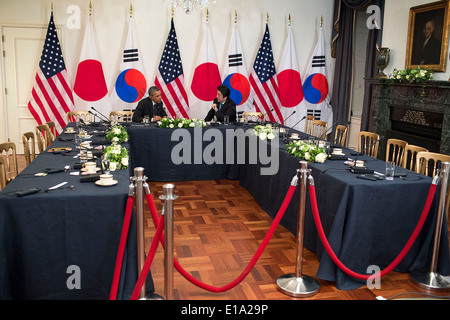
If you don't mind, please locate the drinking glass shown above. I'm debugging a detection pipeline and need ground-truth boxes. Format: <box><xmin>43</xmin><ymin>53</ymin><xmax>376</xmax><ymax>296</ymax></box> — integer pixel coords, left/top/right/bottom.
<box><xmin>385</xmin><ymin>161</ymin><xmax>395</xmax><ymax>180</ymax></box>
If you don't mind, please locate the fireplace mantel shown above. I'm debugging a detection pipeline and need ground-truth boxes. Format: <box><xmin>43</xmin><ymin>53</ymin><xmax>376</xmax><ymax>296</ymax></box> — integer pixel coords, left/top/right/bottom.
<box><xmin>366</xmin><ymin>79</ymin><xmax>450</xmax><ymax>158</ymax></box>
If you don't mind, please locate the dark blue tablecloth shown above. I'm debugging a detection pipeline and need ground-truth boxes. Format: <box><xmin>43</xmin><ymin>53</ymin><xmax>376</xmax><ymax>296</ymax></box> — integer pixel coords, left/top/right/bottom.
<box><xmin>0</xmin><ymin>123</ymin><xmax>154</xmax><ymax>299</ymax></box>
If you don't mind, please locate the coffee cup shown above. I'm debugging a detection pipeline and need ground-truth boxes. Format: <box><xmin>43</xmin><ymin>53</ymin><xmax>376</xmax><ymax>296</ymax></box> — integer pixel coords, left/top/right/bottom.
<box><xmin>83</xmin><ymin>161</ymin><xmax>97</xmax><ymax>172</ymax></box>
<box><xmin>100</xmin><ymin>173</ymin><xmax>113</xmax><ymax>182</ymax></box>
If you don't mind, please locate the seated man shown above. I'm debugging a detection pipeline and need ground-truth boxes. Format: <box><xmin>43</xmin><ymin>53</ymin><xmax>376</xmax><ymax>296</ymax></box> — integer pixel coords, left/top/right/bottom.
<box><xmin>204</xmin><ymin>85</ymin><xmax>237</xmax><ymax>123</ymax></box>
<box><xmin>132</xmin><ymin>86</ymin><xmax>167</xmax><ymax>123</ymax></box>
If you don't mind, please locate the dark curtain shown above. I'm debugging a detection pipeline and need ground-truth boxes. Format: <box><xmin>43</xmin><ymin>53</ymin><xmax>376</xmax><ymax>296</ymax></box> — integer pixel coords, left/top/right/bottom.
<box><xmin>331</xmin><ymin>0</ymin><xmax>385</xmax><ymax>129</ymax></box>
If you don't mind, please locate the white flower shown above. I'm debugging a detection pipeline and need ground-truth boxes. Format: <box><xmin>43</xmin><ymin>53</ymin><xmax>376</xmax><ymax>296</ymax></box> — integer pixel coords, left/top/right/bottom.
<box><xmin>305</xmin><ymin>152</ymin><xmax>311</xmax><ymax>160</ymax></box>
<box><xmin>109</xmin><ymin>162</ymin><xmax>117</xmax><ymax>171</ymax></box>
<box><xmin>267</xmin><ymin>133</ymin><xmax>275</xmax><ymax>140</ymax></box>
<box><xmin>112</xmin><ymin>137</ymin><xmax>119</xmax><ymax>143</ymax></box>
<box><xmin>157</xmin><ymin>121</ymin><xmax>162</xmax><ymax>126</ymax></box>
<box><xmin>315</xmin><ymin>153</ymin><xmax>328</xmax><ymax>163</ymax></box>
<box><xmin>178</xmin><ymin>123</ymin><xmax>183</xmax><ymax>128</ymax></box>
<box><xmin>113</xmin><ymin>128</ymin><xmax>121</xmax><ymax>135</ymax></box>
<box><xmin>189</xmin><ymin>122</ymin><xmax>195</xmax><ymax>127</ymax></box>
<box><xmin>259</xmin><ymin>132</ymin><xmax>267</xmax><ymax>140</ymax></box>
<box><xmin>121</xmin><ymin>157</ymin><xmax>129</xmax><ymax>167</ymax></box>
<box><xmin>169</xmin><ymin>124</ymin><xmax>174</xmax><ymax>128</ymax></box>
<box><xmin>291</xmin><ymin>147</ymin><xmax>297</xmax><ymax>153</ymax></box>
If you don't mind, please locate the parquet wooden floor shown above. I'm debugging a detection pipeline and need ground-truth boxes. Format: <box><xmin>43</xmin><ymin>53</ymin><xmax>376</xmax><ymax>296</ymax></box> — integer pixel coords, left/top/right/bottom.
<box><xmin>143</xmin><ymin>179</ymin><xmax>450</xmax><ymax>301</ymax></box>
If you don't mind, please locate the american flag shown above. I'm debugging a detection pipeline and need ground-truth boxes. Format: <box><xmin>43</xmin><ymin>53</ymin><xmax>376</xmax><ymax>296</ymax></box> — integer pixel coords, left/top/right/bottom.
<box><xmin>155</xmin><ymin>19</ymin><xmax>189</xmax><ymax>119</ymax></box>
<box><xmin>249</xmin><ymin>23</ymin><xmax>283</xmax><ymax>123</ymax></box>
<box><xmin>28</xmin><ymin>13</ymin><xmax>74</xmax><ymax>134</ymax></box>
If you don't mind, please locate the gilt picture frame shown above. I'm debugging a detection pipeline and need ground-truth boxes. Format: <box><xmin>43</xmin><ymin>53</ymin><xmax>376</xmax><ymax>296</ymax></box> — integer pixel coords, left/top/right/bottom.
<box><xmin>405</xmin><ymin>0</ymin><xmax>450</xmax><ymax>72</ymax></box>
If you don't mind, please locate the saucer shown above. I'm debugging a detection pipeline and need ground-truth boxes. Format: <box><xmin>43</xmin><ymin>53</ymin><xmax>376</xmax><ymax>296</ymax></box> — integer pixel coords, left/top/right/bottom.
<box><xmin>95</xmin><ymin>179</ymin><xmax>118</xmax><ymax>187</ymax></box>
<box><xmin>81</xmin><ymin>167</ymin><xmax>100</xmax><ymax>172</ymax></box>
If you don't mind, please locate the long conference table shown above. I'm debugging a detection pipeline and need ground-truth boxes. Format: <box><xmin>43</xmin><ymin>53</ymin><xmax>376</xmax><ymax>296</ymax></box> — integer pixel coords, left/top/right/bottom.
<box><xmin>128</xmin><ymin>122</ymin><xmax>450</xmax><ymax>290</ymax></box>
<box><xmin>1</xmin><ymin>122</ymin><xmax>449</xmax><ymax>299</ymax></box>
<box><xmin>0</xmin><ymin>123</ymin><xmax>154</xmax><ymax>299</ymax></box>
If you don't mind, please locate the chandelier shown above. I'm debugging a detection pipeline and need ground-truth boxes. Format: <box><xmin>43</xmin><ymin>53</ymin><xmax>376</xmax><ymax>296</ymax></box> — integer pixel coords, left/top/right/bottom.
<box><xmin>163</xmin><ymin>0</ymin><xmax>215</xmax><ymax>14</ymax></box>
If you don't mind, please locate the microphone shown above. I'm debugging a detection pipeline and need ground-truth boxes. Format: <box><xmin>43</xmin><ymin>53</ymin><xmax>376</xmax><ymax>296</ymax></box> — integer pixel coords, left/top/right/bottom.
<box><xmin>349</xmin><ymin>135</ymin><xmax>383</xmax><ymax>174</ymax></box>
<box><xmin>260</xmin><ymin>108</ymin><xmax>274</xmax><ymax>122</ymax></box>
<box><xmin>90</xmin><ymin>107</ymin><xmax>111</xmax><ymax>124</ymax></box>
<box><xmin>282</xmin><ymin>111</ymin><xmax>296</xmax><ymax>126</ymax></box>
<box><xmin>284</xmin><ymin>115</ymin><xmax>306</xmax><ymax>142</ymax></box>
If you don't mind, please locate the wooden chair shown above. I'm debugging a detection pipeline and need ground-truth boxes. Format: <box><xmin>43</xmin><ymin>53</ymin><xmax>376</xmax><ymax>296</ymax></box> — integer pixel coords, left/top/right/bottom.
<box><xmin>304</xmin><ymin>115</ymin><xmax>314</xmax><ymax>134</ymax></box>
<box><xmin>385</xmin><ymin>139</ymin><xmax>408</xmax><ymax>166</ymax></box>
<box><xmin>22</xmin><ymin>132</ymin><xmax>36</xmax><ymax>166</ymax></box>
<box><xmin>358</xmin><ymin>131</ymin><xmax>380</xmax><ymax>158</ymax></box>
<box><xmin>0</xmin><ymin>142</ymin><xmax>18</xmax><ymax>185</ymax></box>
<box><xmin>309</xmin><ymin>120</ymin><xmax>328</xmax><ymax>140</ymax></box>
<box><xmin>109</xmin><ymin>111</ymin><xmax>133</xmax><ymax>123</ymax></box>
<box><xmin>242</xmin><ymin>112</ymin><xmax>263</xmax><ymax>122</ymax></box>
<box><xmin>45</xmin><ymin>121</ymin><xmax>57</xmax><ymax>139</ymax></box>
<box><xmin>415</xmin><ymin>151</ymin><xmax>450</xmax><ymax>177</ymax></box>
<box><xmin>0</xmin><ymin>156</ymin><xmax>6</xmax><ymax>190</ymax></box>
<box><xmin>402</xmin><ymin>145</ymin><xmax>429</xmax><ymax>171</ymax></box>
<box><xmin>334</xmin><ymin>125</ymin><xmax>348</xmax><ymax>147</ymax></box>
<box><xmin>35</xmin><ymin>125</ymin><xmax>52</xmax><ymax>152</ymax></box>
<box><xmin>67</xmin><ymin>111</ymin><xmax>92</xmax><ymax>123</ymax></box>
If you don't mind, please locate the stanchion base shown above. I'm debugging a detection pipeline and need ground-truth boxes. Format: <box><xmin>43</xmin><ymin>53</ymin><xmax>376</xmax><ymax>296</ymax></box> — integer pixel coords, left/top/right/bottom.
<box><xmin>276</xmin><ymin>274</ymin><xmax>320</xmax><ymax>298</ymax></box>
<box><xmin>410</xmin><ymin>271</ymin><xmax>450</xmax><ymax>291</ymax></box>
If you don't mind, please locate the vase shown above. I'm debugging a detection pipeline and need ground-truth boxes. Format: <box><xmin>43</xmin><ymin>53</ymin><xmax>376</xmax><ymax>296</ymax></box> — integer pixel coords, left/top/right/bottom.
<box><xmin>376</xmin><ymin>47</ymin><xmax>390</xmax><ymax>78</ymax></box>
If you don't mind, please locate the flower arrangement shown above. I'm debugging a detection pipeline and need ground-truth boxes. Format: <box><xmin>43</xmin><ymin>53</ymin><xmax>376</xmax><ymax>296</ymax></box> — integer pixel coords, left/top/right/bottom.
<box><xmin>106</xmin><ymin>125</ymin><xmax>129</xmax><ymax>144</ymax></box>
<box><xmin>286</xmin><ymin>140</ymin><xmax>328</xmax><ymax>163</ymax></box>
<box><xmin>102</xmin><ymin>144</ymin><xmax>129</xmax><ymax>171</ymax></box>
<box><xmin>390</xmin><ymin>66</ymin><xmax>433</xmax><ymax>84</ymax></box>
<box><xmin>157</xmin><ymin>118</ymin><xmax>207</xmax><ymax>128</ymax></box>
<box><xmin>253</xmin><ymin>124</ymin><xmax>277</xmax><ymax>141</ymax></box>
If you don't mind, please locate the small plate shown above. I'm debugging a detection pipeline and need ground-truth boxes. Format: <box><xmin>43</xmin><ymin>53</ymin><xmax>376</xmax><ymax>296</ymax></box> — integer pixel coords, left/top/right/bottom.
<box><xmin>95</xmin><ymin>179</ymin><xmax>118</xmax><ymax>187</ymax></box>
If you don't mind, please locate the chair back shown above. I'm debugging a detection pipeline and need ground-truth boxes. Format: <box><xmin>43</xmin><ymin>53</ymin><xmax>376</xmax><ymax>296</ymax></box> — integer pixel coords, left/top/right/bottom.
<box><xmin>402</xmin><ymin>144</ymin><xmax>428</xmax><ymax>171</ymax></box>
<box><xmin>67</xmin><ymin>111</ymin><xmax>92</xmax><ymax>123</ymax></box>
<box><xmin>385</xmin><ymin>138</ymin><xmax>408</xmax><ymax>166</ymax></box>
<box><xmin>415</xmin><ymin>151</ymin><xmax>450</xmax><ymax>177</ymax></box>
<box><xmin>358</xmin><ymin>131</ymin><xmax>380</xmax><ymax>158</ymax></box>
<box><xmin>334</xmin><ymin>125</ymin><xmax>348</xmax><ymax>147</ymax></box>
<box><xmin>109</xmin><ymin>111</ymin><xmax>133</xmax><ymax>123</ymax></box>
<box><xmin>242</xmin><ymin>112</ymin><xmax>263</xmax><ymax>122</ymax></box>
<box><xmin>0</xmin><ymin>142</ymin><xmax>18</xmax><ymax>184</ymax></box>
<box><xmin>36</xmin><ymin>125</ymin><xmax>52</xmax><ymax>152</ymax></box>
<box><xmin>309</xmin><ymin>120</ymin><xmax>328</xmax><ymax>139</ymax></box>
<box><xmin>0</xmin><ymin>156</ymin><xmax>6</xmax><ymax>190</ymax></box>
<box><xmin>22</xmin><ymin>132</ymin><xmax>36</xmax><ymax>165</ymax></box>
<box><xmin>304</xmin><ymin>115</ymin><xmax>314</xmax><ymax>134</ymax></box>
<box><xmin>45</xmin><ymin>121</ymin><xmax>57</xmax><ymax>140</ymax></box>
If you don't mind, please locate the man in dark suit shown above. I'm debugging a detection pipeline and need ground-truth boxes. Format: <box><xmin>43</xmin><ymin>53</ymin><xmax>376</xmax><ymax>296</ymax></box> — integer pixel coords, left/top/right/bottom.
<box><xmin>132</xmin><ymin>86</ymin><xmax>168</xmax><ymax>122</ymax></box>
<box><xmin>412</xmin><ymin>19</ymin><xmax>442</xmax><ymax>65</ymax></box>
<box><xmin>204</xmin><ymin>85</ymin><xmax>237</xmax><ymax>123</ymax></box>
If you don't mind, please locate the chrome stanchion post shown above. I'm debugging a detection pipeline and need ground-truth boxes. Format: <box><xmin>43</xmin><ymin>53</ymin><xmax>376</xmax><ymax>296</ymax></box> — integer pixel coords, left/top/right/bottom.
<box><xmin>411</xmin><ymin>162</ymin><xmax>450</xmax><ymax>291</ymax></box>
<box><xmin>277</xmin><ymin>161</ymin><xmax>320</xmax><ymax>297</ymax></box>
<box><xmin>160</xmin><ymin>184</ymin><xmax>178</xmax><ymax>300</ymax></box>
<box><xmin>133</xmin><ymin>167</ymin><xmax>148</xmax><ymax>299</ymax></box>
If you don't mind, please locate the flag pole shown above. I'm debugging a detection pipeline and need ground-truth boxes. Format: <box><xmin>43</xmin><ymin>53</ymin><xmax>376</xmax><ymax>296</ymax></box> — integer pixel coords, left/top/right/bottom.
<box><xmin>320</xmin><ymin>15</ymin><xmax>323</xmax><ymax>28</ymax></box>
<box><xmin>288</xmin><ymin>14</ymin><xmax>291</xmax><ymax>27</ymax></box>
<box><xmin>206</xmin><ymin>8</ymin><xmax>209</xmax><ymax>22</ymax></box>
<box><xmin>51</xmin><ymin>2</ymin><xmax>53</xmax><ymax>14</ymax></box>
<box><xmin>234</xmin><ymin>10</ymin><xmax>237</xmax><ymax>24</ymax></box>
<box><xmin>130</xmin><ymin>4</ymin><xmax>133</xmax><ymax>18</ymax></box>
<box><xmin>89</xmin><ymin>1</ymin><xmax>92</xmax><ymax>16</ymax></box>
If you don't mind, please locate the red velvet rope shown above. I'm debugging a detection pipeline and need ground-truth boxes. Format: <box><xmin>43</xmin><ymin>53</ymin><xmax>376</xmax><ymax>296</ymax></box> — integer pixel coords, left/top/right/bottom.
<box><xmin>109</xmin><ymin>196</ymin><xmax>135</xmax><ymax>300</ymax></box>
<box><xmin>130</xmin><ymin>214</ymin><xmax>165</xmax><ymax>300</ymax></box>
<box><xmin>145</xmin><ymin>184</ymin><xmax>297</xmax><ymax>293</ymax></box>
<box><xmin>308</xmin><ymin>183</ymin><xmax>437</xmax><ymax>281</ymax></box>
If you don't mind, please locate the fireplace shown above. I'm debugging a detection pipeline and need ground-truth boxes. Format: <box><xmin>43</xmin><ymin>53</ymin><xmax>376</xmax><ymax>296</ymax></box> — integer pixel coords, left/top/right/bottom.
<box><xmin>366</xmin><ymin>79</ymin><xmax>450</xmax><ymax>159</ymax></box>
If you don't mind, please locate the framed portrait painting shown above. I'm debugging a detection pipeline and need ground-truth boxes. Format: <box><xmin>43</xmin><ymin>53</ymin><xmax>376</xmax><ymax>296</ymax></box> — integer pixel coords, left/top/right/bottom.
<box><xmin>405</xmin><ymin>0</ymin><xmax>450</xmax><ymax>72</ymax></box>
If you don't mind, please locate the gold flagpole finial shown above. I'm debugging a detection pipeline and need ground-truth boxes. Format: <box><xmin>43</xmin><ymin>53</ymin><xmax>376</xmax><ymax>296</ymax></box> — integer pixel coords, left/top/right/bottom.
<box><xmin>234</xmin><ymin>10</ymin><xmax>237</xmax><ymax>24</ymax></box>
<box><xmin>288</xmin><ymin>14</ymin><xmax>291</xmax><ymax>27</ymax></box>
<box><xmin>206</xmin><ymin>8</ymin><xmax>209</xmax><ymax>22</ymax></box>
<box><xmin>89</xmin><ymin>1</ymin><xmax>92</xmax><ymax>16</ymax></box>
<box><xmin>51</xmin><ymin>2</ymin><xmax>53</xmax><ymax>13</ymax></box>
<box><xmin>171</xmin><ymin>6</ymin><xmax>174</xmax><ymax>18</ymax></box>
<box><xmin>320</xmin><ymin>15</ymin><xmax>323</xmax><ymax>28</ymax></box>
<box><xmin>130</xmin><ymin>4</ymin><xmax>133</xmax><ymax>18</ymax></box>
<box><xmin>266</xmin><ymin>12</ymin><xmax>269</xmax><ymax>24</ymax></box>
